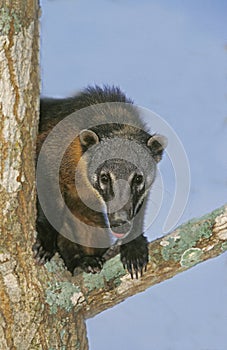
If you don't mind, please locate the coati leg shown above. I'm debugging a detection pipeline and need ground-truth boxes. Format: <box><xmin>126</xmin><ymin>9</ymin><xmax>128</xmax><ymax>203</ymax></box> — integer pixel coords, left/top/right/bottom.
<box><xmin>33</xmin><ymin>202</ymin><xmax>106</xmax><ymax>273</ymax></box>
<box><xmin>33</xmin><ymin>203</ymin><xmax>58</xmax><ymax>264</ymax></box>
<box><xmin>33</xmin><ymin>226</ymin><xmax>105</xmax><ymax>274</ymax></box>
<box><xmin>120</xmin><ymin>234</ymin><xmax>148</xmax><ymax>279</ymax></box>
<box><xmin>33</xmin><ymin>217</ymin><xmax>58</xmax><ymax>265</ymax></box>
<box><xmin>57</xmin><ymin>235</ymin><xmax>105</xmax><ymax>275</ymax></box>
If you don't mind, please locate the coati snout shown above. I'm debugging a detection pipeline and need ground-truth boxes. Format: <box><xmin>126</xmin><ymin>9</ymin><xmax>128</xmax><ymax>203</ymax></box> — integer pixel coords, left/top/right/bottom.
<box><xmin>90</xmin><ymin>158</ymin><xmax>150</xmax><ymax>239</ymax></box>
<box><xmin>93</xmin><ymin>159</ymin><xmax>143</xmax><ymax>239</ymax></box>
<box><xmin>33</xmin><ymin>85</ymin><xmax>167</xmax><ymax>279</ymax></box>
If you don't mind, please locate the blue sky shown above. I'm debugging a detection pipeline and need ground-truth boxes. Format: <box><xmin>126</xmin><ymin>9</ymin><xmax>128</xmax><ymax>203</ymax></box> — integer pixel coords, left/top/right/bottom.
<box><xmin>40</xmin><ymin>1</ymin><xmax>227</xmax><ymax>349</ymax></box>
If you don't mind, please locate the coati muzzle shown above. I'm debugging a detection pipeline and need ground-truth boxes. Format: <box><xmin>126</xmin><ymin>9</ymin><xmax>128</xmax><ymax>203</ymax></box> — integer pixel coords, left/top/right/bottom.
<box><xmin>104</xmin><ymin>178</ymin><xmax>134</xmax><ymax>239</ymax></box>
<box><xmin>90</xmin><ymin>161</ymin><xmax>147</xmax><ymax>239</ymax></box>
<box><xmin>109</xmin><ymin>219</ymin><xmax>132</xmax><ymax>239</ymax></box>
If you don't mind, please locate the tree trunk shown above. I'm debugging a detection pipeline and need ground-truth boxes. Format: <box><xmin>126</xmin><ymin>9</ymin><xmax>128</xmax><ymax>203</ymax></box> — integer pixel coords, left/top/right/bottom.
<box><xmin>0</xmin><ymin>2</ymin><xmax>88</xmax><ymax>349</ymax></box>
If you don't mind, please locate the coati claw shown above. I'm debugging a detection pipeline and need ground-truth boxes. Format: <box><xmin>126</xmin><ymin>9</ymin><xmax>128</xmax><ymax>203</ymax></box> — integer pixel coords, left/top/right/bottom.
<box><xmin>32</xmin><ymin>238</ymin><xmax>55</xmax><ymax>265</ymax></box>
<box><xmin>120</xmin><ymin>235</ymin><xmax>149</xmax><ymax>279</ymax></box>
<box><xmin>73</xmin><ymin>256</ymin><xmax>104</xmax><ymax>275</ymax></box>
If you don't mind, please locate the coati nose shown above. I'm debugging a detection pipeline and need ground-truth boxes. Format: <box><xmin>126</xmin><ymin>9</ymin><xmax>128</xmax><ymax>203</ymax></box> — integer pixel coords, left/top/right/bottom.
<box><xmin>110</xmin><ymin>220</ymin><xmax>132</xmax><ymax>239</ymax></box>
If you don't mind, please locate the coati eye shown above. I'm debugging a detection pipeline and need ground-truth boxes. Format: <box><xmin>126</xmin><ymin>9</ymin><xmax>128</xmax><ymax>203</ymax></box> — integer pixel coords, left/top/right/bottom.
<box><xmin>134</xmin><ymin>174</ymin><xmax>144</xmax><ymax>186</ymax></box>
<box><xmin>100</xmin><ymin>173</ymin><xmax>109</xmax><ymax>185</ymax></box>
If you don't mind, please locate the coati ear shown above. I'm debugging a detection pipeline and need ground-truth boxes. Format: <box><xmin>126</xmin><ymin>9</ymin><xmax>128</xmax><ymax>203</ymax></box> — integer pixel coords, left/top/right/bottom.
<box><xmin>79</xmin><ymin>129</ymin><xmax>99</xmax><ymax>149</ymax></box>
<box><xmin>147</xmin><ymin>134</ymin><xmax>168</xmax><ymax>162</ymax></box>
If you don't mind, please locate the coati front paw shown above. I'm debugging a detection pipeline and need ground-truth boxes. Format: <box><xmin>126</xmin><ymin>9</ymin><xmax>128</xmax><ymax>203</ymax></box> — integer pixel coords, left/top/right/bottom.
<box><xmin>120</xmin><ymin>236</ymin><xmax>149</xmax><ymax>279</ymax></box>
<box><xmin>73</xmin><ymin>256</ymin><xmax>104</xmax><ymax>275</ymax></box>
<box><xmin>32</xmin><ymin>238</ymin><xmax>55</xmax><ymax>265</ymax></box>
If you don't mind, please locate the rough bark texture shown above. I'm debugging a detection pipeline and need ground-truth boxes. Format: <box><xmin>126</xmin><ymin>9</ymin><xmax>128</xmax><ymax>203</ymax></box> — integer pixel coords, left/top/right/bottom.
<box><xmin>0</xmin><ymin>2</ymin><xmax>89</xmax><ymax>349</ymax></box>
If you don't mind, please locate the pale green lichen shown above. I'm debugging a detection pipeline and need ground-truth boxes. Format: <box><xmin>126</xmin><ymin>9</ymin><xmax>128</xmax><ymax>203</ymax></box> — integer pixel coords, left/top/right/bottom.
<box><xmin>161</xmin><ymin>207</ymin><xmax>224</xmax><ymax>262</ymax></box>
<box><xmin>101</xmin><ymin>255</ymin><xmax>125</xmax><ymax>283</ymax></box>
<box><xmin>0</xmin><ymin>8</ymin><xmax>11</xmax><ymax>35</ymax></box>
<box><xmin>83</xmin><ymin>272</ymin><xmax>105</xmax><ymax>291</ymax></box>
<box><xmin>45</xmin><ymin>255</ymin><xmax>66</xmax><ymax>274</ymax></box>
<box><xmin>199</xmin><ymin>206</ymin><xmax>225</xmax><ymax>222</ymax></box>
<box><xmin>221</xmin><ymin>242</ymin><xmax>227</xmax><ymax>251</ymax></box>
<box><xmin>12</xmin><ymin>11</ymin><xmax>21</xmax><ymax>33</ymax></box>
<box><xmin>180</xmin><ymin>248</ymin><xmax>203</xmax><ymax>267</ymax></box>
<box><xmin>83</xmin><ymin>255</ymin><xmax>125</xmax><ymax>291</ymax></box>
<box><xmin>0</xmin><ymin>7</ymin><xmax>22</xmax><ymax>35</ymax></box>
<box><xmin>45</xmin><ymin>282</ymin><xmax>80</xmax><ymax>314</ymax></box>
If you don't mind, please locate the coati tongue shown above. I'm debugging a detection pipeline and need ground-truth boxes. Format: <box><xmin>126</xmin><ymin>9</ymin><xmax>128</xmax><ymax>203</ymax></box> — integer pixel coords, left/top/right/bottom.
<box><xmin>110</xmin><ymin>221</ymin><xmax>131</xmax><ymax>239</ymax></box>
<box><xmin>111</xmin><ymin>232</ymin><xmax>125</xmax><ymax>239</ymax></box>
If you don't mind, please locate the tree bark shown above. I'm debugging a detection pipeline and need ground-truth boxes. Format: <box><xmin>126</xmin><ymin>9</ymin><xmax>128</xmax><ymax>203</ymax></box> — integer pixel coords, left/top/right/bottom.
<box><xmin>0</xmin><ymin>2</ymin><xmax>88</xmax><ymax>349</ymax></box>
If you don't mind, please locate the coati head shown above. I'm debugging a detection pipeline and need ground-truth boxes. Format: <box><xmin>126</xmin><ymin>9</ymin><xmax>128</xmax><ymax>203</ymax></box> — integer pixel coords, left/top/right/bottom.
<box><xmin>78</xmin><ymin>124</ymin><xmax>167</xmax><ymax>240</ymax></box>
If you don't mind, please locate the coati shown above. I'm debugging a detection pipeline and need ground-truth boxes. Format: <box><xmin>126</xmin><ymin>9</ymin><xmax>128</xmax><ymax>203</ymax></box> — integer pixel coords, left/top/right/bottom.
<box><xmin>33</xmin><ymin>86</ymin><xmax>167</xmax><ymax>279</ymax></box>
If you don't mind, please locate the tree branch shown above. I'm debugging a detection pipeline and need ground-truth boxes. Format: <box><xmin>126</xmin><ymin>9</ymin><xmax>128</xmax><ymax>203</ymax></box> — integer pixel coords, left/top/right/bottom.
<box><xmin>76</xmin><ymin>205</ymin><xmax>227</xmax><ymax>318</ymax></box>
<box><xmin>41</xmin><ymin>205</ymin><xmax>227</xmax><ymax>324</ymax></box>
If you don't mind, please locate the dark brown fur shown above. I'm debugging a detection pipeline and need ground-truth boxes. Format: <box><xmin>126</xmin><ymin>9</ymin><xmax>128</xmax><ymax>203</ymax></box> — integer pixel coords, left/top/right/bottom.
<box><xmin>33</xmin><ymin>86</ymin><xmax>166</xmax><ymax>278</ymax></box>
